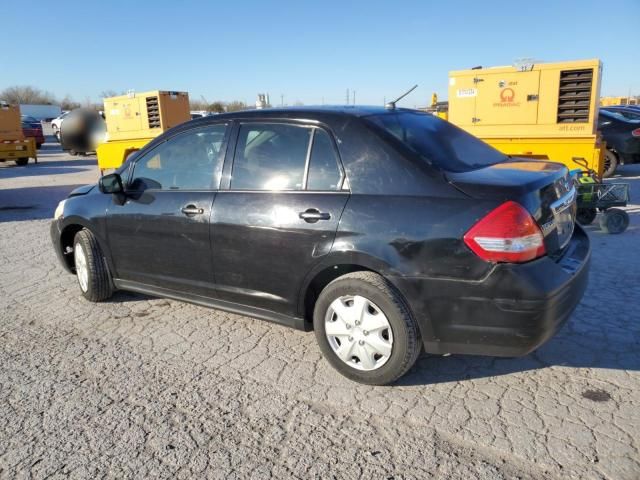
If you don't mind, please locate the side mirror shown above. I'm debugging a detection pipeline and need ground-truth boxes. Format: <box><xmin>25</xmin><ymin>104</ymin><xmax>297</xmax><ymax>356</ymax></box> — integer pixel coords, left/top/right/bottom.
<box><xmin>99</xmin><ymin>173</ymin><xmax>124</xmax><ymax>194</ymax></box>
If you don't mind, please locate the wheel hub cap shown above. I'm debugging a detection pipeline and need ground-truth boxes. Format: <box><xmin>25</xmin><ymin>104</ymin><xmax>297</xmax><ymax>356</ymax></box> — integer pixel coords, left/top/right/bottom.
<box><xmin>325</xmin><ymin>295</ymin><xmax>393</xmax><ymax>371</ymax></box>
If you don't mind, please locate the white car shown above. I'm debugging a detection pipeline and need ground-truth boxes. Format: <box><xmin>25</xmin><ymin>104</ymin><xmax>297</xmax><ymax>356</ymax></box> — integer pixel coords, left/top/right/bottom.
<box><xmin>51</xmin><ymin>111</ymin><xmax>70</xmax><ymax>133</ymax></box>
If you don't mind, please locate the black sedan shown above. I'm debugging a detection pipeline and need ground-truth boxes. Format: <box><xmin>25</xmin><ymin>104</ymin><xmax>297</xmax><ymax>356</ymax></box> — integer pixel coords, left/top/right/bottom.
<box><xmin>598</xmin><ymin>109</ymin><xmax>640</xmax><ymax>176</ymax></box>
<box><xmin>50</xmin><ymin>107</ymin><xmax>589</xmax><ymax>384</ymax></box>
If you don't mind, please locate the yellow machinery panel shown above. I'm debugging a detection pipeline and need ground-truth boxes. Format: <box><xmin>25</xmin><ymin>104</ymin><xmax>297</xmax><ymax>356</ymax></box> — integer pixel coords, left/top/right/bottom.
<box><xmin>0</xmin><ymin>104</ymin><xmax>24</xmax><ymax>142</ymax></box>
<box><xmin>98</xmin><ymin>90</ymin><xmax>190</xmax><ymax>171</ymax></box>
<box><xmin>448</xmin><ymin>59</ymin><xmax>604</xmax><ymax>174</ymax></box>
<box><xmin>449</xmin><ymin>59</ymin><xmax>602</xmax><ymax>137</ymax></box>
<box><xmin>0</xmin><ymin>103</ymin><xmax>37</xmax><ymax>164</ymax></box>
<box><xmin>601</xmin><ymin>96</ymin><xmax>639</xmax><ymax>106</ymax></box>
<box><xmin>103</xmin><ymin>90</ymin><xmax>190</xmax><ymax>141</ymax></box>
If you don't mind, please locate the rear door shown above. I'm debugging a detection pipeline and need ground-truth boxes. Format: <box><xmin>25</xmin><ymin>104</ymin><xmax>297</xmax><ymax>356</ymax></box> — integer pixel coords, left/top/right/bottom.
<box><xmin>211</xmin><ymin>121</ymin><xmax>349</xmax><ymax>316</ymax></box>
<box><xmin>106</xmin><ymin>123</ymin><xmax>228</xmax><ymax>297</ymax></box>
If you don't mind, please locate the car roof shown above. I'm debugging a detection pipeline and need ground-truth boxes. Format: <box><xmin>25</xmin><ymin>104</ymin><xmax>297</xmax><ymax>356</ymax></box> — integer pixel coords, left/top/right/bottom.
<box><xmin>196</xmin><ymin>105</ymin><xmax>415</xmax><ymax>121</ymax></box>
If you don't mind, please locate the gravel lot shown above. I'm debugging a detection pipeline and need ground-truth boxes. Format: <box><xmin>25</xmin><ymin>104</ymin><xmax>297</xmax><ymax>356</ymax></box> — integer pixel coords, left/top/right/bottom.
<box><xmin>1</xmin><ymin>132</ymin><xmax>639</xmax><ymax>479</ymax></box>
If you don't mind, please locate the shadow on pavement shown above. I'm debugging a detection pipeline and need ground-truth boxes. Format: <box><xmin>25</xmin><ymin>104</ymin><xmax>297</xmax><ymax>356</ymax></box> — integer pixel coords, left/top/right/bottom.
<box><xmin>0</xmin><ymin>160</ymin><xmax>96</xmax><ymax>179</ymax></box>
<box><xmin>0</xmin><ymin>185</ymin><xmax>86</xmax><ymax>222</ymax></box>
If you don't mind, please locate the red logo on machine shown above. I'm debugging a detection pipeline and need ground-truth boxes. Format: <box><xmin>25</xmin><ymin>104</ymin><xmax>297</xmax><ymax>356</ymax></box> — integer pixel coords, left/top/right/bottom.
<box><xmin>494</xmin><ymin>87</ymin><xmax>520</xmax><ymax>107</ymax></box>
<box><xmin>500</xmin><ymin>88</ymin><xmax>515</xmax><ymax>102</ymax></box>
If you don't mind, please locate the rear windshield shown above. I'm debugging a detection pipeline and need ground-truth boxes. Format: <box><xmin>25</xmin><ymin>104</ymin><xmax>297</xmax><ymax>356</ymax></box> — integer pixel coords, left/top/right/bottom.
<box><xmin>365</xmin><ymin>111</ymin><xmax>508</xmax><ymax>172</ymax></box>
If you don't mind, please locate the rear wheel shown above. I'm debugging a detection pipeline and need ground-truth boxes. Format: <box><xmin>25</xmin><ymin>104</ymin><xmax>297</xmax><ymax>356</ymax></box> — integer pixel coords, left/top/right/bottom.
<box><xmin>313</xmin><ymin>271</ymin><xmax>421</xmax><ymax>385</ymax></box>
<box><xmin>576</xmin><ymin>207</ymin><xmax>597</xmax><ymax>225</ymax></box>
<box><xmin>73</xmin><ymin>229</ymin><xmax>114</xmax><ymax>301</ymax></box>
<box><xmin>15</xmin><ymin>158</ymin><xmax>28</xmax><ymax>166</ymax></box>
<box><xmin>602</xmin><ymin>150</ymin><xmax>618</xmax><ymax>178</ymax></box>
<box><xmin>599</xmin><ymin>208</ymin><xmax>629</xmax><ymax>234</ymax></box>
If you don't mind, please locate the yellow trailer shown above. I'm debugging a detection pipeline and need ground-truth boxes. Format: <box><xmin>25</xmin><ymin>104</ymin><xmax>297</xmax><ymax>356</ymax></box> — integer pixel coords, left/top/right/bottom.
<box><xmin>0</xmin><ymin>103</ymin><xmax>37</xmax><ymax>166</ymax></box>
<box><xmin>96</xmin><ymin>90</ymin><xmax>190</xmax><ymax>172</ymax></box>
<box><xmin>448</xmin><ymin>59</ymin><xmax>609</xmax><ymax>176</ymax></box>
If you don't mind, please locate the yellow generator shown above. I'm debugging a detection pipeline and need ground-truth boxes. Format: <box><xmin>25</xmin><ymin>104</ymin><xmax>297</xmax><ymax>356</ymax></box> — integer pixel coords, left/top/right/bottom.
<box><xmin>448</xmin><ymin>59</ymin><xmax>608</xmax><ymax>176</ymax></box>
<box><xmin>600</xmin><ymin>96</ymin><xmax>639</xmax><ymax>106</ymax></box>
<box><xmin>0</xmin><ymin>103</ymin><xmax>37</xmax><ymax>166</ymax></box>
<box><xmin>96</xmin><ymin>90</ymin><xmax>190</xmax><ymax>172</ymax></box>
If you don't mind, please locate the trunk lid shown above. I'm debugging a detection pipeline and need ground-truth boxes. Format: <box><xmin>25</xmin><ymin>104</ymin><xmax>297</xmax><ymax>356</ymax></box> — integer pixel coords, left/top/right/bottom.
<box><xmin>447</xmin><ymin>159</ymin><xmax>577</xmax><ymax>256</ymax></box>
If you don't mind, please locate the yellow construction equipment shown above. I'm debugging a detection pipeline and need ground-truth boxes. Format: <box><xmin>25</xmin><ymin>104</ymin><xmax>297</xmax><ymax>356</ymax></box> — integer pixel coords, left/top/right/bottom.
<box><xmin>96</xmin><ymin>90</ymin><xmax>190</xmax><ymax>172</ymax></box>
<box><xmin>0</xmin><ymin>102</ymin><xmax>37</xmax><ymax>166</ymax></box>
<box><xmin>600</xmin><ymin>96</ymin><xmax>639</xmax><ymax>106</ymax></box>
<box><xmin>447</xmin><ymin>59</ymin><xmax>606</xmax><ymax>176</ymax></box>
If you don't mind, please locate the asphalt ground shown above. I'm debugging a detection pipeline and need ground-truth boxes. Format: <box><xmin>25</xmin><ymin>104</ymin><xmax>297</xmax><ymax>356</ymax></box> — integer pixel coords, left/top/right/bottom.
<box><xmin>0</xmin><ymin>128</ymin><xmax>638</xmax><ymax>479</ymax></box>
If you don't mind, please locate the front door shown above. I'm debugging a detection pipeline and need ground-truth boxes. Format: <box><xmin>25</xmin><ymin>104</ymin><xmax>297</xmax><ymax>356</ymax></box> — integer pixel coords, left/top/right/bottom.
<box><xmin>212</xmin><ymin>122</ymin><xmax>349</xmax><ymax>316</ymax></box>
<box><xmin>106</xmin><ymin>123</ymin><xmax>228</xmax><ymax>297</ymax></box>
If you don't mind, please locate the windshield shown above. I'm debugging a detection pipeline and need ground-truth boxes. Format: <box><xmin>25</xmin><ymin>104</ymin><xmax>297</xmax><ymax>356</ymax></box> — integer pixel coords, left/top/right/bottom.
<box><xmin>365</xmin><ymin>111</ymin><xmax>508</xmax><ymax>172</ymax></box>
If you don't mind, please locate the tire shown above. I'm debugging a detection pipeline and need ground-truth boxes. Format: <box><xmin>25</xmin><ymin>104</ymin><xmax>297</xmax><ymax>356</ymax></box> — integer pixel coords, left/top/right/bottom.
<box><xmin>73</xmin><ymin>229</ymin><xmax>114</xmax><ymax>301</ymax></box>
<box><xmin>36</xmin><ymin>143</ymin><xmax>43</xmax><ymax>149</ymax></box>
<box><xmin>313</xmin><ymin>271</ymin><xmax>421</xmax><ymax>385</ymax></box>
<box><xmin>576</xmin><ymin>207</ymin><xmax>597</xmax><ymax>225</ymax></box>
<box><xmin>599</xmin><ymin>208</ymin><xmax>629</xmax><ymax>234</ymax></box>
<box><xmin>15</xmin><ymin>158</ymin><xmax>28</xmax><ymax>166</ymax></box>
<box><xmin>602</xmin><ymin>150</ymin><xmax>618</xmax><ymax>178</ymax></box>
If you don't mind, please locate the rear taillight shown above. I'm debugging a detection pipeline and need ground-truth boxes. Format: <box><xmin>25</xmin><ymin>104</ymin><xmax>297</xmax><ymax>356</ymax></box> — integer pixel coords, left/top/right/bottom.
<box><xmin>632</xmin><ymin>128</ymin><xmax>640</xmax><ymax>137</ymax></box>
<box><xmin>463</xmin><ymin>201</ymin><xmax>546</xmax><ymax>263</ymax></box>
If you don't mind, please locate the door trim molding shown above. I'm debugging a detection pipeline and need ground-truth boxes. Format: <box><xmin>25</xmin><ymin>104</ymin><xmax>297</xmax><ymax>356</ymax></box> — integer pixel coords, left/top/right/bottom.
<box><xmin>112</xmin><ymin>278</ymin><xmax>310</xmax><ymax>331</ymax></box>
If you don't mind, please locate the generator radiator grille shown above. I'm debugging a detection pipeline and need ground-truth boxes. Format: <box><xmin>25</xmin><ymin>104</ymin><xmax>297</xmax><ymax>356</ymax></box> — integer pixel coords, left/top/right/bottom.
<box><xmin>557</xmin><ymin>69</ymin><xmax>593</xmax><ymax>123</ymax></box>
<box><xmin>146</xmin><ymin>96</ymin><xmax>161</xmax><ymax>128</ymax></box>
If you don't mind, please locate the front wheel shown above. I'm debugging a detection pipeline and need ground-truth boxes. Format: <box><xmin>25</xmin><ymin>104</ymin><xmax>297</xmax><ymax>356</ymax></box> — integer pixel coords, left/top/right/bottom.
<box><xmin>313</xmin><ymin>271</ymin><xmax>421</xmax><ymax>385</ymax></box>
<box><xmin>73</xmin><ymin>229</ymin><xmax>114</xmax><ymax>301</ymax></box>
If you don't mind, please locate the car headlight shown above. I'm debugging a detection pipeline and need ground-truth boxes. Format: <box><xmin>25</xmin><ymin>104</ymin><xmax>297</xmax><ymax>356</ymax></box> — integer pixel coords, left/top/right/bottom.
<box><xmin>54</xmin><ymin>199</ymin><xmax>66</xmax><ymax>220</ymax></box>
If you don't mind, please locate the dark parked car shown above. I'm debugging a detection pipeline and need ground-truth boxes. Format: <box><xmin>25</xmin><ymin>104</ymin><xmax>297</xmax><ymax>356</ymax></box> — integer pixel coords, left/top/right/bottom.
<box><xmin>21</xmin><ymin>115</ymin><xmax>45</xmax><ymax>148</ymax></box>
<box><xmin>50</xmin><ymin>107</ymin><xmax>590</xmax><ymax>384</ymax></box>
<box><xmin>598</xmin><ymin>109</ymin><xmax>640</xmax><ymax>176</ymax></box>
<box><xmin>602</xmin><ymin>106</ymin><xmax>640</xmax><ymax>120</ymax></box>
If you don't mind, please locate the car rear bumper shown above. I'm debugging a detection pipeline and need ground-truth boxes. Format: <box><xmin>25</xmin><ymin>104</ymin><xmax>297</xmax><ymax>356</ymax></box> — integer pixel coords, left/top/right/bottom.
<box><xmin>392</xmin><ymin>224</ymin><xmax>590</xmax><ymax>357</ymax></box>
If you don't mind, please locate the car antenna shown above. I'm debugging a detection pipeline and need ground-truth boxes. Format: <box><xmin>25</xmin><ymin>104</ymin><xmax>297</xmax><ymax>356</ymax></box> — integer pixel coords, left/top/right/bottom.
<box><xmin>385</xmin><ymin>84</ymin><xmax>418</xmax><ymax>110</ymax></box>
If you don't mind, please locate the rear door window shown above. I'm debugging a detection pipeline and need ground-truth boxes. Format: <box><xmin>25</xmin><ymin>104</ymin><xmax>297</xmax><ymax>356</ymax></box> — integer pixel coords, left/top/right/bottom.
<box><xmin>306</xmin><ymin>129</ymin><xmax>343</xmax><ymax>191</ymax></box>
<box><xmin>231</xmin><ymin>123</ymin><xmax>312</xmax><ymax>190</ymax></box>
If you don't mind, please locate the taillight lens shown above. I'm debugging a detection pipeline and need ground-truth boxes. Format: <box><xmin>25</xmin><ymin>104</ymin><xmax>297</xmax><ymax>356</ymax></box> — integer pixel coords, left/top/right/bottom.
<box><xmin>464</xmin><ymin>201</ymin><xmax>546</xmax><ymax>263</ymax></box>
<box><xmin>632</xmin><ymin>128</ymin><xmax>640</xmax><ymax>137</ymax></box>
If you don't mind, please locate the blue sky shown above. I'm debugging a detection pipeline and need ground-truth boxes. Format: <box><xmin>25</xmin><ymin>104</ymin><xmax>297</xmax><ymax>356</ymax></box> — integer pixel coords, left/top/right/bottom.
<box><xmin>1</xmin><ymin>0</ymin><xmax>638</xmax><ymax>107</ymax></box>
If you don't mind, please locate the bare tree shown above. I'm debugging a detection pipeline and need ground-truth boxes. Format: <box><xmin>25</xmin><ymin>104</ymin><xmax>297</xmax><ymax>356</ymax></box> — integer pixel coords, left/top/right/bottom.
<box><xmin>100</xmin><ymin>90</ymin><xmax>125</xmax><ymax>99</ymax></box>
<box><xmin>189</xmin><ymin>99</ymin><xmax>208</xmax><ymax>111</ymax></box>
<box><xmin>59</xmin><ymin>95</ymin><xmax>81</xmax><ymax>110</ymax></box>
<box><xmin>0</xmin><ymin>85</ymin><xmax>56</xmax><ymax>104</ymax></box>
<box><xmin>226</xmin><ymin>101</ymin><xmax>248</xmax><ymax>112</ymax></box>
<box><xmin>208</xmin><ymin>101</ymin><xmax>226</xmax><ymax>113</ymax></box>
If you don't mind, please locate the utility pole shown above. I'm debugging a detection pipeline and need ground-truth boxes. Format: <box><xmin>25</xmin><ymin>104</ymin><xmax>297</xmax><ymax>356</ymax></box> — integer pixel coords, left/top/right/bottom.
<box><xmin>281</xmin><ymin>94</ymin><xmax>284</xmax><ymax>107</ymax></box>
<box><xmin>346</xmin><ymin>89</ymin><xmax>350</xmax><ymax>105</ymax></box>
<box><xmin>353</xmin><ymin>90</ymin><xmax>356</xmax><ymax>105</ymax></box>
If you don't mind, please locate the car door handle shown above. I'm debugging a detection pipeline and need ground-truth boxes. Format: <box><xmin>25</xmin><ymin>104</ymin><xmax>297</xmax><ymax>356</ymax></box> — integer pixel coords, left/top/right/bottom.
<box><xmin>299</xmin><ymin>208</ymin><xmax>331</xmax><ymax>223</ymax></box>
<box><xmin>181</xmin><ymin>205</ymin><xmax>204</xmax><ymax>216</ymax></box>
